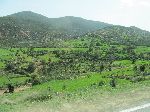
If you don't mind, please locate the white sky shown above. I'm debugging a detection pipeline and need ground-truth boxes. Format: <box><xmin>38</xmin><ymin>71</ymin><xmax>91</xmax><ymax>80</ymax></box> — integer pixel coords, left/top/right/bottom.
<box><xmin>0</xmin><ymin>0</ymin><xmax>150</xmax><ymax>31</ymax></box>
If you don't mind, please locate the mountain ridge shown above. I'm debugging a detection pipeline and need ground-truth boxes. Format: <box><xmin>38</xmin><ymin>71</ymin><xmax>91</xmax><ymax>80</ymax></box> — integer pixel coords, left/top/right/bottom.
<box><xmin>0</xmin><ymin>11</ymin><xmax>112</xmax><ymax>47</ymax></box>
<box><xmin>0</xmin><ymin>11</ymin><xmax>150</xmax><ymax>47</ymax></box>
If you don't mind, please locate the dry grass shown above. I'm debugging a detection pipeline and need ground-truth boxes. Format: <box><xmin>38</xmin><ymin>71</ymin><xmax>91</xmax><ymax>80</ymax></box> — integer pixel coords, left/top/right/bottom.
<box><xmin>12</xmin><ymin>86</ymin><xmax>150</xmax><ymax>112</ymax></box>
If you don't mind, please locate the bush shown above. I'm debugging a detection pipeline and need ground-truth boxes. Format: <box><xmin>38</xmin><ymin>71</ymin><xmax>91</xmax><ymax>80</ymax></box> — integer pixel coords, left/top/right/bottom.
<box><xmin>98</xmin><ymin>81</ymin><xmax>105</xmax><ymax>86</ymax></box>
<box><xmin>25</xmin><ymin>92</ymin><xmax>52</xmax><ymax>102</ymax></box>
<box><xmin>131</xmin><ymin>76</ymin><xmax>145</xmax><ymax>83</ymax></box>
<box><xmin>28</xmin><ymin>73</ymin><xmax>41</xmax><ymax>86</ymax></box>
<box><xmin>110</xmin><ymin>78</ymin><xmax>116</xmax><ymax>87</ymax></box>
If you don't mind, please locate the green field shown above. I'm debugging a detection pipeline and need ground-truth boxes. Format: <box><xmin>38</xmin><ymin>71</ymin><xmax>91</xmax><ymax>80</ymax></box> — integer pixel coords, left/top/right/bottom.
<box><xmin>0</xmin><ymin>38</ymin><xmax>150</xmax><ymax>112</ymax></box>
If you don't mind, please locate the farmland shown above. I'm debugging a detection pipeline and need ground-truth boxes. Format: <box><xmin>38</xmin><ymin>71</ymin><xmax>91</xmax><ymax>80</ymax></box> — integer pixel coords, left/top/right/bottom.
<box><xmin>0</xmin><ymin>36</ymin><xmax>150</xmax><ymax>111</ymax></box>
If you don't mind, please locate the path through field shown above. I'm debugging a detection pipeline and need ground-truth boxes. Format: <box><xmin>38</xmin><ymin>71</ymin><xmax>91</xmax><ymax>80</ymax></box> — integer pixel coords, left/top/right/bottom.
<box><xmin>0</xmin><ymin>90</ymin><xmax>5</xmax><ymax>95</ymax></box>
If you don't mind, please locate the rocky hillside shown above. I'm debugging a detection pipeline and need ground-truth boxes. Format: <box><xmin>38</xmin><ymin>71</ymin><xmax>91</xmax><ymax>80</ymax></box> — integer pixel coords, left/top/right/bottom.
<box><xmin>0</xmin><ymin>11</ymin><xmax>111</xmax><ymax>47</ymax></box>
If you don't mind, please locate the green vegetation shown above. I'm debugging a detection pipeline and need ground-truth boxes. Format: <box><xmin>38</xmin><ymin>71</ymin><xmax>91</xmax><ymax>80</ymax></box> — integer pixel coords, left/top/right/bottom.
<box><xmin>0</xmin><ymin>75</ymin><xmax>29</xmax><ymax>88</ymax></box>
<box><xmin>0</xmin><ymin>11</ymin><xmax>150</xmax><ymax>112</ymax></box>
<box><xmin>0</xmin><ymin>42</ymin><xmax>150</xmax><ymax>111</ymax></box>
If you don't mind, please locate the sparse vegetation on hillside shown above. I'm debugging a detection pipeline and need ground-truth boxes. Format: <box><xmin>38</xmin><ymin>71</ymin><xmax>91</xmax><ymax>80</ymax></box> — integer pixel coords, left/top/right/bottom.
<box><xmin>0</xmin><ymin>11</ymin><xmax>150</xmax><ymax>112</ymax></box>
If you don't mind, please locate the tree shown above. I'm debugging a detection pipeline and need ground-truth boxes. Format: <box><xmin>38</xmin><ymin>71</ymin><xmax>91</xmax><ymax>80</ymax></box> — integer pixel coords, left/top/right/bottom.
<box><xmin>139</xmin><ymin>65</ymin><xmax>145</xmax><ymax>72</ymax></box>
<box><xmin>99</xmin><ymin>63</ymin><xmax>104</xmax><ymax>73</ymax></box>
<box><xmin>26</xmin><ymin>62</ymin><xmax>35</xmax><ymax>73</ymax></box>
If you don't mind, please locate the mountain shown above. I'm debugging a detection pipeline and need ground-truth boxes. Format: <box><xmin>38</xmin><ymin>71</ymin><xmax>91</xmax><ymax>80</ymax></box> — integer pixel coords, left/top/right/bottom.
<box><xmin>0</xmin><ymin>11</ymin><xmax>111</xmax><ymax>47</ymax></box>
<box><xmin>88</xmin><ymin>25</ymin><xmax>150</xmax><ymax>46</ymax></box>
<box><xmin>49</xmin><ymin>16</ymin><xmax>111</xmax><ymax>36</ymax></box>
<box><xmin>1</xmin><ymin>11</ymin><xmax>149</xmax><ymax>47</ymax></box>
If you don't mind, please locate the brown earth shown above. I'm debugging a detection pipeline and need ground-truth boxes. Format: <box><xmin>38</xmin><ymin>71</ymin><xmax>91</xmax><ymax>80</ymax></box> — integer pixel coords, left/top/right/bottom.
<box><xmin>0</xmin><ymin>86</ymin><xmax>30</xmax><ymax>95</ymax></box>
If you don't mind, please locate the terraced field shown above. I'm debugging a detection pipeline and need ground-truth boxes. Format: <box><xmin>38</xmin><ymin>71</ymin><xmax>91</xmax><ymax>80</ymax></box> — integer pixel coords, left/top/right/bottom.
<box><xmin>0</xmin><ymin>38</ymin><xmax>150</xmax><ymax>111</ymax></box>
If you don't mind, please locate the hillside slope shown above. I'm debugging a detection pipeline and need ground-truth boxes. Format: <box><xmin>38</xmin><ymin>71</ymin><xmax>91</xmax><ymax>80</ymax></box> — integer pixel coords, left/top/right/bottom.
<box><xmin>88</xmin><ymin>25</ymin><xmax>150</xmax><ymax>46</ymax></box>
<box><xmin>0</xmin><ymin>11</ymin><xmax>111</xmax><ymax>47</ymax></box>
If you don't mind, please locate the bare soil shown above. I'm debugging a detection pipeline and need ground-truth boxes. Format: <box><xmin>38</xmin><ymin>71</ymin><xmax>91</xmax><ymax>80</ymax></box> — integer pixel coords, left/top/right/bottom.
<box><xmin>0</xmin><ymin>86</ymin><xmax>30</xmax><ymax>95</ymax></box>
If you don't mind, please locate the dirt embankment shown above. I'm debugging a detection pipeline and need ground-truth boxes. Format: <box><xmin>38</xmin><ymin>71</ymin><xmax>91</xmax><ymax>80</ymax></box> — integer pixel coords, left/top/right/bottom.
<box><xmin>0</xmin><ymin>86</ymin><xmax>30</xmax><ymax>95</ymax></box>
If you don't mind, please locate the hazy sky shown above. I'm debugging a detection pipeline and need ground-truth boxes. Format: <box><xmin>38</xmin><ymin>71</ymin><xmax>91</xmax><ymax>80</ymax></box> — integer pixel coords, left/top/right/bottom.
<box><xmin>0</xmin><ymin>0</ymin><xmax>150</xmax><ymax>31</ymax></box>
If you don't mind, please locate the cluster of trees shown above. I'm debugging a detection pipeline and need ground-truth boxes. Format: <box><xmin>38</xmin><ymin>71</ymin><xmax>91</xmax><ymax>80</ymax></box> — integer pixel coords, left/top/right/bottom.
<box><xmin>3</xmin><ymin>48</ymin><xmax>113</xmax><ymax>82</ymax></box>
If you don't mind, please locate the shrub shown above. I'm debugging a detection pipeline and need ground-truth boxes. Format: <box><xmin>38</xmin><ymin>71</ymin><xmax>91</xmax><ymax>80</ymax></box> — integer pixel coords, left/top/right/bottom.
<box><xmin>110</xmin><ymin>78</ymin><xmax>116</xmax><ymax>87</ymax></box>
<box><xmin>25</xmin><ymin>92</ymin><xmax>52</xmax><ymax>102</ymax></box>
<box><xmin>98</xmin><ymin>81</ymin><xmax>105</xmax><ymax>86</ymax></box>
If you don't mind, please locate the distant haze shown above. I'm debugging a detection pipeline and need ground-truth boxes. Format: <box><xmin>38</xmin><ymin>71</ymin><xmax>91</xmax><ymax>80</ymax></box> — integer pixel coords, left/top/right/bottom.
<box><xmin>0</xmin><ymin>0</ymin><xmax>150</xmax><ymax>31</ymax></box>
